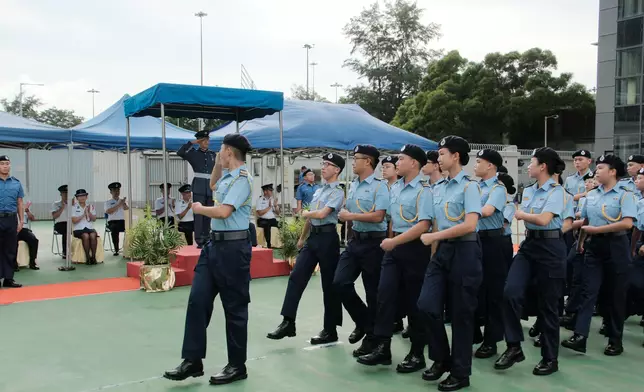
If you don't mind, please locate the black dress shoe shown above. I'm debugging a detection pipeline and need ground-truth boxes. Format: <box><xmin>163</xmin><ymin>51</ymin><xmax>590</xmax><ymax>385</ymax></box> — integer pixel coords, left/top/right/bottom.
<box><xmin>532</xmin><ymin>359</ymin><xmax>558</xmax><ymax>376</ymax></box>
<box><xmin>401</xmin><ymin>326</ymin><xmax>410</xmax><ymax>339</ymax></box>
<box><xmin>494</xmin><ymin>346</ymin><xmax>525</xmax><ymax>370</ymax></box>
<box><xmin>438</xmin><ymin>375</ymin><xmax>470</xmax><ymax>392</ymax></box>
<box><xmin>267</xmin><ymin>319</ymin><xmax>296</xmax><ymax>340</ymax></box>
<box><xmin>560</xmin><ymin>314</ymin><xmax>575</xmax><ymax>330</ymax></box>
<box><xmin>561</xmin><ymin>334</ymin><xmax>587</xmax><ymax>353</ymax></box>
<box><xmin>533</xmin><ymin>335</ymin><xmax>542</xmax><ymax>348</ymax></box>
<box><xmin>348</xmin><ymin>327</ymin><xmax>365</xmax><ymax>344</ymax></box>
<box><xmin>528</xmin><ymin>324</ymin><xmax>539</xmax><ymax>338</ymax></box>
<box><xmin>599</xmin><ymin>323</ymin><xmax>606</xmax><ymax>336</ymax></box>
<box><xmin>163</xmin><ymin>359</ymin><xmax>204</xmax><ymax>381</ymax></box>
<box><xmin>29</xmin><ymin>263</ymin><xmax>40</xmax><ymax>270</ymax></box>
<box><xmin>357</xmin><ymin>339</ymin><xmax>392</xmax><ymax>366</ymax></box>
<box><xmin>310</xmin><ymin>329</ymin><xmax>338</xmax><ymax>345</ymax></box>
<box><xmin>3</xmin><ymin>279</ymin><xmax>22</xmax><ymax>288</ymax></box>
<box><xmin>393</xmin><ymin>320</ymin><xmax>404</xmax><ymax>334</ymax></box>
<box><xmin>209</xmin><ymin>364</ymin><xmax>247</xmax><ymax>385</ymax></box>
<box><xmin>396</xmin><ymin>349</ymin><xmax>425</xmax><ymax>373</ymax></box>
<box><xmin>604</xmin><ymin>342</ymin><xmax>624</xmax><ymax>356</ymax></box>
<box><xmin>352</xmin><ymin>336</ymin><xmax>375</xmax><ymax>357</ymax></box>
<box><xmin>422</xmin><ymin>361</ymin><xmax>450</xmax><ymax>381</ymax></box>
<box><xmin>474</xmin><ymin>344</ymin><xmax>497</xmax><ymax>359</ymax></box>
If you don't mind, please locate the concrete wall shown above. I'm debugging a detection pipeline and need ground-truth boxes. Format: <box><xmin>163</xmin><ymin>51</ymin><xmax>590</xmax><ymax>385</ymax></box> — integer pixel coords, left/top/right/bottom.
<box><xmin>595</xmin><ymin>0</ymin><xmax>619</xmax><ymax>154</ymax></box>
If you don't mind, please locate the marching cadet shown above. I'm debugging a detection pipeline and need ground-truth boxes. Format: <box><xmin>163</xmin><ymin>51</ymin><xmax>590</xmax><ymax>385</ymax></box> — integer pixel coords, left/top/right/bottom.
<box><xmin>561</xmin><ymin>155</ymin><xmax>635</xmax><ymax>356</ymax></box>
<box><xmin>423</xmin><ymin>150</ymin><xmax>444</xmax><ymax>187</ymax></box>
<box><xmin>267</xmin><ymin>153</ymin><xmax>346</xmax><ymax>345</ymax></box>
<box><xmin>51</xmin><ymin>185</ymin><xmax>69</xmax><ymax>258</ymax></box>
<box><xmin>295</xmin><ymin>168</ymin><xmax>320</xmax><ymax>213</ymax></box>
<box><xmin>494</xmin><ymin>147</ymin><xmax>566</xmax><ymax>377</ymax></box>
<box><xmin>470</xmin><ymin>149</ymin><xmax>509</xmax><ymax>360</ymax></box>
<box><xmin>620</xmin><ymin>154</ymin><xmax>644</xmax><ymax>199</ymax></box>
<box><xmin>496</xmin><ymin>166</ymin><xmax>517</xmax><ymax>241</ymax></box>
<box><xmin>104</xmin><ymin>182</ymin><xmax>128</xmax><ymax>256</ymax></box>
<box><xmin>164</xmin><ymin>133</ymin><xmax>253</xmax><ymax>385</ymax></box>
<box><xmin>357</xmin><ymin>144</ymin><xmax>432</xmax><ymax>375</ymax></box>
<box><xmin>0</xmin><ymin>155</ymin><xmax>24</xmax><ymax>288</ymax></box>
<box><xmin>416</xmin><ymin>136</ymin><xmax>481</xmax><ymax>392</ymax></box>
<box><xmin>256</xmin><ymin>184</ymin><xmax>280</xmax><ymax>248</ymax></box>
<box><xmin>381</xmin><ymin>155</ymin><xmax>400</xmax><ymax>189</ymax></box>
<box><xmin>333</xmin><ymin>145</ymin><xmax>389</xmax><ymax>357</ymax></box>
<box><xmin>629</xmin><ymin>168</ymin><xmax>644</xmax><ymax>337</ymax></box>
<box><xmin>177</xmin><ymin>130</ymin><xmax>217</xmax><ymax>248</ymax></box>
<box><xmin>563</xmin><ymin>150</ymin><xmax>593</xmax><ymax>251</ymax></box>
<box><xmin>175</xmin><ymin>184</ymin><xmax>194</xmax><ymax>246</ymax></box>
<box><xmin>155</xmin><ymin>183</ymin><xmax>176</xmax><ymax>226</ymax></box>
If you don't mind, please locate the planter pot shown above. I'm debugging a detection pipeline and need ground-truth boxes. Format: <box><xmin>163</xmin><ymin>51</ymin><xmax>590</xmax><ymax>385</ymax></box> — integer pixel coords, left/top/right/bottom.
<box><xmin>140</xmin><ymin>264</ymin><xmax>176</xmax><ymax>292</ymax></box>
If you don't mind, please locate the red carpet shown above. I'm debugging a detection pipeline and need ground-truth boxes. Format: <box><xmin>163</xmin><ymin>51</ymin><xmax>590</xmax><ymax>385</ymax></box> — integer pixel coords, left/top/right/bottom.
<box><xmin>0</xmin><ymin>277</ymin><xmax>140</xmax><ymax>305</ymax></box>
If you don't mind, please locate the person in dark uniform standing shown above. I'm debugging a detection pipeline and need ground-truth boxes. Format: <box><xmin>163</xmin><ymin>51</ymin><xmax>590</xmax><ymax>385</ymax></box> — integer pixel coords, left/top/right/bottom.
<box><xmin>416</xmin><ymin>136</ymin><xmax>481</xmax><ymax>391</ymax></box>
<box><xmin>177</xmin><ymin>130</ymin><xmax>217</xmax><ymax>248</ymax></box>
<box><xmin>356</xmin><ymin>144</ymin><xmax>432</xmax><ymax>374</ymax></box>
<box><xmin>267</xmin><ymin>153</ymin><xmax>346</xmax><ymax>344</ymax></box>
<box><xmin>494</xmin><ymin>147</ymin><xmax>566</xmax><ymax>377</ymax></box>
<box><xmin>334</xmin><ymin>145</ymin><xmax>390</xmax><ymax>356</ymax></box>
<box><xmin>561</xmin><ymin>155</ymin><xmax>635</xmax><ymax>356</ymax></box>
<box><xmin>104</xmin><ymin>182</ymin><xmax>128</xmax><ymax>256</ymax></box>
<box><xmin>164</xmin><ymin>133</ymin><xmax>253</xmax><ymax>385</ymax></box>
<box><xmin>0</xmin><ymin>155</ymin><xmax>24</xmax><ymax>288</ymax></box>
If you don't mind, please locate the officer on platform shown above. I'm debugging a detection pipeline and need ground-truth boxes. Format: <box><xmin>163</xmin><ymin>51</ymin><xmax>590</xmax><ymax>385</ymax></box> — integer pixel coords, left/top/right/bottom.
<box><xmin>494</xmin><ymin>147</ymin><xmax>566</xmax><ymax>377</ymax></box>
<box><xmin>333</xmin><ymin>145</ymin><xmax>390</xmax><ymax>356</ymax></box>
<box><xmin>416</xmin><ymin>136</ymin><xmax>481</xmax><ymax>392</ymax></box>
<box><xmin>357</xmin><ymin>144</ymin><xmax>432</xmax><ymax>375</ymax></box>
<box><xmin>177</xmin><ymin>130</ymin><xmax>217</xmax><ymax>248</ymax></box>
<box><xmin>0</xmin><ymin>155</ymin><xmax>24</xmax><ymax>288</ymax></box>
<box><xmin>561</xmin><ymin>154</ymin><xmax>635</xmax><ymax>356</ymax></box>
<box><xmin>267</xmin><ymin>153</ymin><xmax>346</xmax><ymax>345</ymax></box>
<box><xmin>164</xmin><ymin>133</ymin><xmax>253</xmax><ymax>386</ymax></box>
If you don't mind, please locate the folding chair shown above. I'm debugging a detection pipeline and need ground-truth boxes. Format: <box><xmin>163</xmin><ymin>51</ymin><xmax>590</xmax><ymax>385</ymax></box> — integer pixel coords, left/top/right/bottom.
<box><xmin>103</xmin><ymin>213</ymin><xmax>115</xmax><ymax>253</ymax></box>
<box><xmin>52</xmin><ymin>225</ymin><xmax>64</xmax><ymax>256</ymax></box>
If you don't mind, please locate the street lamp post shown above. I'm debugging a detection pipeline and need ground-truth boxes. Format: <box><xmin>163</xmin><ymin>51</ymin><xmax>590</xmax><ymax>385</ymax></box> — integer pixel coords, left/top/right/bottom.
<box><xmin>310</xmin><ymin>62</ymin><xmax>318</xmax><ymax>100</ymax></box>
<box><xmin>195</xmin><ymin>11</ymin><xmax>207</xmax><ymax>131</ymax></box>
<box><xmin>330</xmin><ymin>83</ymin><xmax>343</xmax><ymax>103</ymax></box>
<box><xmin>87</xmin><ymin>89</ymin><xmax>100</xmax><ymax>117</ymax></box>
<box><xmin>19</xmin><ymin>82</ymin><xmax>44</xmax><ymax>117</ymax></box>
<box><xmin>303</xmin><ymin>44</ymin><xmax>314</xmax><ymax>98</ymax></box>
<box><xmin>544</xmin><ymin>114</ymin><xmax>559</xmax><ymax>147</ymax></box>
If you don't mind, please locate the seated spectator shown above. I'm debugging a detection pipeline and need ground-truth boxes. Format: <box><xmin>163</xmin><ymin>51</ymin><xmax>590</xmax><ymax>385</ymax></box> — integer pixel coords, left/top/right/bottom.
<box><xmin>176</xmin><ymin>184</ymin><xmax>194</xmax><ymax>246</ymax></box>
<box><xmin>71</xmin><ymin>189</ymin><xmax>98</xmax><ymax>264</ymax></box>
<box><xmin>256</xmin><ymin>184</ymin><xmax>280</xmax><ymax>248</ymax></box>
<box><xmin>155</xmin><ymin>183</ymin><xmax>176</xmax><ymax>226</ymax></box>
<box><xmin>51</xmin><ymin>184</ymin><xmax>69</xmax><ymax>258</ymax></box>
<box><xmin>16</xmin><ymin>199</ymin><xmax>39</xmax><ymax>271</ymax></box>
<box><xmin>104</xmin><ymin>182</ymin><xmax>128</xmax><ymax>256</ymax></box>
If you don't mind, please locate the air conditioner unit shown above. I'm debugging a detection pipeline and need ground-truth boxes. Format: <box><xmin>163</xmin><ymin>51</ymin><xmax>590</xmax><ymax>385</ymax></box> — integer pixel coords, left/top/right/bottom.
<box><xmin>267</xmin><ymin>156</ymin><xmax>278</xmax><ymax>168</ymax></box>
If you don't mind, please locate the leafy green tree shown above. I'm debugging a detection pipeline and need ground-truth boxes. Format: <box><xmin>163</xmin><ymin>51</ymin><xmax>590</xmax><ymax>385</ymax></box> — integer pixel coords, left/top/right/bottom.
<box><xmin>289</xmin><ymin>84</ymin><xmax>330</xmax><ymax>102</ymax></box>
<box><xmin>1</xmin><ymin>94</ymin><xmax>85</xmax><ymax>128</ymax></box>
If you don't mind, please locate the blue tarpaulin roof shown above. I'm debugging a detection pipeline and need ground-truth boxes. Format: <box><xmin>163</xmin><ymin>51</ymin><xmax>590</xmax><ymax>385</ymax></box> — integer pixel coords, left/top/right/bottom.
<box><xmin>72</xmin><ymin>95</ymin><xmax>196</xmax><ymax>151</ymax></box>
<box><xmin>0</xmin><ymin>111</ymin><xmax>71</xmax><ymax>144</ymax></box>
<box><xmin>209</xmin><ymin>100</ymin><xmax>438</xmax><ymax>151</ymax></box>
<box><xmin>123</xmin><ymin>83</ymin><xmax>284</xmax><ymax>121</ymax></box>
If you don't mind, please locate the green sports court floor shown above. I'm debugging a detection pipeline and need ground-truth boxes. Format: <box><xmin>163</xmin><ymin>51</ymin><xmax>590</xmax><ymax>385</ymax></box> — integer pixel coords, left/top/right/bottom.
<box><xmin>1</xmin><ymin>221</ymin><xmax>644</xmax><ymax>392</ymax></box>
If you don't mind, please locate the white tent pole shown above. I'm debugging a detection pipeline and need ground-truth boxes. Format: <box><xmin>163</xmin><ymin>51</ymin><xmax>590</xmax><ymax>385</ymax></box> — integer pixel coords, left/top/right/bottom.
<box><xmin>279</xmin><ymin>111</ymin><xmax>285</xmax><ymax>218</ymax></box>
<box><xmin>126</xmin><ymin>118</ymin><xmax>132</xmax><ymax>228</ymax></box>
<box><xmin>161</xmin><ymin>104</ymin><xmax>168</xmax><ymax>225</ymax></box>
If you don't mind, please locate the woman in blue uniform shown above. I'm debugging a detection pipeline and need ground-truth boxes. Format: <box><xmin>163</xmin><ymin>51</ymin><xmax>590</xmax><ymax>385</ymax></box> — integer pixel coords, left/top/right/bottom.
<box><xmin>561</xmin><ymin>154</ymin><xmax>635</xmax><ymax>356</ymax></box>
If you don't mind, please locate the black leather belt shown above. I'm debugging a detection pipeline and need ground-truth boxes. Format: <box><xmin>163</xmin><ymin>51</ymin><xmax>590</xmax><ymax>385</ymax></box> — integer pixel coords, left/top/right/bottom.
<box><xmin>210</xmin><ymin>230</ymin><xmax>249</xmax><ymax>241</ymax></box>
<box><xmin>590</xmin><ymin>231</ymin><xmax>629</xmax><ymax>238</ymax></box>
<box><xmin>446</xmin><ymin>232</ymin><xmax>479</xmax><ymax>242</ymax></box>
<box><xmin>352</xmin><ymin>231</ymin><xmax>387</xmax><ymax>240</ymax></box>
<box><xmin>478</xmin><ymin>229</ymin><xmax>504</xmax><ymax>238</ymax></box>
<box><xmin>0</xmin><ymin>212</ymin><xmax>17</xmax><ymax>218</ymax></box>
<box><xmin>526</xmin><ymin>229</ymin><xmax>562</xmax><ymax>239</ymax></box>
<box><xmin>310</xmin><ymin>224</ymin><xmax>337</xmax><ymax>234</ymax></box>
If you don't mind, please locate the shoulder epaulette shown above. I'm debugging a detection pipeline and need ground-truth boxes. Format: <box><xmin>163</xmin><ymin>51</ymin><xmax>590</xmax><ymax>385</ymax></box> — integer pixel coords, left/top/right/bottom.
<box><xmin>239</xmin><ymin>170</ymin><xmax>248</xmax><ymax>177</ymax></box>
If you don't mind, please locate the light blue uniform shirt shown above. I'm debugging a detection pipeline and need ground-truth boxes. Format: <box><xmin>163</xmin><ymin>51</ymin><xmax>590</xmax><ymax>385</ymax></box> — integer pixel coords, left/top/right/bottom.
<box><xmin>618</xmin><ymin>178</ymin><xmax>641</xmax><ymax>200</ymax></box>
<box><xmin>388</xmin><ymin>174</ymin><xmax>433</xmax><ymax>233</ymax></box>
<box><xmin>212</xmin><ymin>165</ymin><xmax>252</xmax><ymax>231</ymax></box>
<box><xmin>0</xmin><ymin>176</ymin><xmax>24</xmax><ymax>213</ymax></box>
<box><xmin>563</xmin><ymin>191</ymin><xmax>575</xmax><ymax>220</ymax></box>
<box><xmin>581</xmin><ymin>185</ymin><xmax>637</xmax><ymax>227</ymax></box>
<box><xmin>636</xmin><ymin>198</ymin><xmax>644</xmax><ymax>231</ymax></box>
<box><xmin>310</xmin><ymin>181</ymin><xmax>345</xmax><ymax>226</ymax></box>
<box><xmin>296</xmin><ymin>182</ymin><xmax>320</xmax><ymax>207</ymax></box>
<box><xmin>577</xmin><ymin>196</ymin><xmax>587</xmax><ymax>217</ymax></box>
<box><xmin>433</xmin><ymin>170</ymin><xmax>481</xmax><ymax>231</ymax></box>
<box><xmin>346</xmin><ymin>174</ymin><xmax>390</xmax><ymax>232</ymax></box>
<box><xmin>503</xmin><ymin>195</ymin><xmax>516</xmax><ymax>236</ymax></box>
<box><xmin>520</xmin><ymin>179</ymin><xmax>564</xmax><ymax>230</ymax></box>
<box><xmin>478</xmin><ymin>176</ymin><xmax>507</xmax><ymax>231</ymax></box>
<box><xmin>565</xmin><ymin>170</ymin><xmax>591</xmax><ymax>207</ymax></box>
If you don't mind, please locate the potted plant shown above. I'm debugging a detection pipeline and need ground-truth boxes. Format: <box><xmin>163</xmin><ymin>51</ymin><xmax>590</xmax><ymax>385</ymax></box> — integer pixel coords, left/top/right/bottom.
<box><xmin>277</xmin><ymin>217</ymin><xmax>306</xmax><ymax>270</ymax></box>
<box><xmin>126</xmin><ymin>205</ymin><xmax>186</xmax><ymax>292</ymax></box>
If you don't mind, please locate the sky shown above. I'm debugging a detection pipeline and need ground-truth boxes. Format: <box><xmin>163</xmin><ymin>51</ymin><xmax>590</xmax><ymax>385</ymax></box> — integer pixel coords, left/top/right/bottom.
<box><xmin>0</xmin><ymin>0</ymin><xmax>599</xmax><ymax>121</ymax></box>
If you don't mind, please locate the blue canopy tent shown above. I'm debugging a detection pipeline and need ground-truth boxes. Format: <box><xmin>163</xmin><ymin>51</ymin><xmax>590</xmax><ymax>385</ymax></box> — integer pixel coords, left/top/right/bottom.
<box><xmin>72</xmin><ymin>95</ymin><xmax>196</xmax><ymax>151</ymax></box>
<box><xmin>123</xmin><ymin>83</ymin><xmax>285</xmax><ymax>225</ymax></box>
<box><xmin>0</xmin><ymin>110</ymin><xmax>71</xmax><ymax>146</ymax></box>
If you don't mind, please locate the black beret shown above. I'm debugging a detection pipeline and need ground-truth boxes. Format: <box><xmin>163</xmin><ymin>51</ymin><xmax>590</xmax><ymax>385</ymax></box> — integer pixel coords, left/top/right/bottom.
<box><xmin>533</xmin><ymin>147</ymin><xmax>565</xmax><ymax>173</ymax></box>
<box><xmin>628</xmin><ymin>154</ymin><xmax>644</xmax><ymax>164</ymax></box>
<box><xmin>597</xmin><ymin>154</ymin><xmax>627</xmax><ymax>178</ymax></box>
<box><xmin>497</xmin><ymin>172</ymin><xmax>516</xmax><ymax>195</ymax></box>
<box><xmin>476</xmin><ymin>149</ymin><xmax>503</xmax><ymax>168</ymax></box>
<box><xmin>58</xmin><ymin>185</ymin><xmax>68</xmax><ymax>193</ymax></box>
<box><xmin>195</xmin><ymin>130</ymin><xmax>211</xmax><ymax>139</ymax></box>
<box><xmin>438</xmin><ymin>136</ymin><xmax>471</xmax><ymax>165</ymax></box>
<box><xmin>400</xmin><ymin>144</ymin><xmax>427</xmax><ymax>166</ymax></box>
<box><xmin>223</xmin><ymin>133</ymin><xmax>252</xmax><ymax>154</ymax></box>
<box><xmin>572</xmin><ymin>149</ymin><xmax>592</xmax><ymax>159</ymax></box>
<box><xmin>322</xmin><ymin>152</ymin><xmax>345</xmax><ymax>171</ymax></box>
<box><xmin>75</xmin><ymin>189</ymin><xmax>88</xmax><ymax>197</ymax></box>
<box><xmin>582</xmin><ymin>171</ymin><xmax>595</xmax><ymax>181</ymax></box>
<box><xmin>159</xmin><ymin>183</ymin><xmax>172</xmax><ymax>189</ymax></box>
<box><xmin>426</xmin><ymin>150</ymin><xmax>439</xmax><ymax>164</ymax></box>
<box><xmin>0</xmin><ymin>155</ymin><xmax>9</xmax><ymax>162</ymax></box>
<box><xmin>108</xmin><ymin>182</ymin><xmax>121</xmax><ymax>190</ymax></box>
<box><xmin>497</xmin><ymin>165</ymin><xmax>508</xmax><ymax>174</ymax></box>
<box><xmin>381</xmin><ymin>155</ymin><xmax>398</xmax><ymax>166</ymax></box>
<box><xmin>353</xmin><ymin>144</ymin><xmax>380</xmax><ymax>160</ymax></box>
<box><xmin>302</xmin><ymin>168</ymin><xmax>313</xmax><ymax>176</ymax></box>
<box><xmin>261</xmin><ymin>183</ymin><xmax>274</xmax><ymax>191</ymax></box>
<box><xmin>178</xmin><ymin>184</ymin><xmax>191</xmax><ymax>193</ymax></box>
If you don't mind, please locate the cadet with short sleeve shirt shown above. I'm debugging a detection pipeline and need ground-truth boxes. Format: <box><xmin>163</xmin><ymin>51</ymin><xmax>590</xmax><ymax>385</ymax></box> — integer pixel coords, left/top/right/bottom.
<box><xmin>51</xmin><ymin>184</ymin><xmax>70</xmax><ymax>257</ymax></box>
<box><xmin>105</xmin><ymin>182</ymin><xmax>128</xmax><ymax>255</ymax></box>
<box><xmin>155</xmin><ymin>183</ymin><xmax>176</xmax><ymax>226</ymax></box>
<box><xmin>295</xmin><ymin>170</ymin><xmax>320</xmax><ymax>209</ymax></box>
<box><xmin>176</xmin><ymin>184</ymin><xmax>195</xmax><ymax>246</ymax></box>
<box><xmin>562</xmin><ymin>155</ymin><xmax>636</xmax><ymax>356</ymax></box>
<box><xmin>564</xmin><ymin>150</ymin><xmax>592</xmax><ymax>208</ymax></box>
<box><xmin>0</xmin><ymin>155</ymin><xmax>24</xmax><ymax>288</ymax></box>
<box><xmin>255</xmin><ymin>184</ymin><xmax>279</xmax><ymax>248</ymax></box>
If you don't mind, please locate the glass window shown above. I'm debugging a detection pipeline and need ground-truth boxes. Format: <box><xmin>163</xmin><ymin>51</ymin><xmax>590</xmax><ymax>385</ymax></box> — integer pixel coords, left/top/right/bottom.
<box><xmin>620</xmin><ymin>0</ymin><xmax>644</xmax><ymax>18</ymax></box>
<box><xmin>617</xmin><ymin>17</ymin><xmax>644</xmax><ymax>48</ymax></box>
<box><xmin>614</xmin><ymin>133</ymin><xmax>642</xmax><ymax>159</ymax></box>
<box><xmin>617</xmin><ymin>48</ymin><xmax>643</xmax><ymax>76</ymax></box>
<box><xmin>615</xmin><ymin>106</ymin><xmax>641</xmax><ymax>135</ymax></box>
<box><xmin>616</xmin><ymin>77</ymin><xmax>641</xmax><ymax>105</ymax></box>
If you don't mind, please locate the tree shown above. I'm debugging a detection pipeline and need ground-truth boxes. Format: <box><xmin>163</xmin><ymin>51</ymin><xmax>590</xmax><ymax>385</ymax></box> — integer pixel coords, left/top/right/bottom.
<box><xmin>392</xmin><ymin>48</ymin><xmax>596</xmax><ymax>148</ymax></box>
<box><xmin>38</xmin><ymin>108</ymin><xmax>84</xmax><ymax>128</ymax></box>
<box><xmin>289</xmin><ymin>84</ymin><xmax>330</xmax><ymax>102</ymax></box>
<box><xmin>1</xmin><ymin>94</ymin><xmax>85</xmax><ymax>128</ymax></box>
<box><xmin>164</xmin><ymin>118</ymin><xmax>228</xmax><ymax>133</ymax></box>
<box><xmin>0</xmin><ymin>95</ymin><xmax>42</xmax><ymax>120</ymax></box>
<box><xmin>342</xmin><ymin>0</ymin><xmax>441</xmax><ymax>122</ymax></box>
